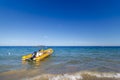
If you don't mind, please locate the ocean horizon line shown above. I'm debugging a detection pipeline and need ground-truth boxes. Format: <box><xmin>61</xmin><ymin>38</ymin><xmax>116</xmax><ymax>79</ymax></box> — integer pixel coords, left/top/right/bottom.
<box><xmin>0</xmin><ymin>45</ymin><xmax>120</xmax><ymax>47</ymax></box>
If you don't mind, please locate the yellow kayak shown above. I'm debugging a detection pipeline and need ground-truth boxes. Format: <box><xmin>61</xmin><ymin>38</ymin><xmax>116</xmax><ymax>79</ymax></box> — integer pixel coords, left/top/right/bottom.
<box><xmin>22</xmin><ymin>48</ymin><xmax>53</xmax><ymax>61</ymax></box>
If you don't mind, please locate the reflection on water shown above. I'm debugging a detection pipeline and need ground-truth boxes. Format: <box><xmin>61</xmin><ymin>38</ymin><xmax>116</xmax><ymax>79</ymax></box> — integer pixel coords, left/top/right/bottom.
<box><xmin>22</xmin><ymin>60</ymin><xmax>41</xmax><ymax>66</ymax></box>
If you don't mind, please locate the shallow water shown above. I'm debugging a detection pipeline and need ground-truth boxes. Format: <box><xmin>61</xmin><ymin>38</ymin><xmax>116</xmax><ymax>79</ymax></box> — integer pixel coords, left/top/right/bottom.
<box><xmin>0</xmin><ymin>46</ymin><xmax>120</xmax><ymax>80</ymax></box>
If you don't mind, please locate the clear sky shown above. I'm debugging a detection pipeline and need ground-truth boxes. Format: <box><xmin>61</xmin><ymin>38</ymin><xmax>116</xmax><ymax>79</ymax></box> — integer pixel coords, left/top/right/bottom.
<box><xmin>0</xmin><ymin>0</ymin><xmax>120</xmax><ymax>46</ymax></box>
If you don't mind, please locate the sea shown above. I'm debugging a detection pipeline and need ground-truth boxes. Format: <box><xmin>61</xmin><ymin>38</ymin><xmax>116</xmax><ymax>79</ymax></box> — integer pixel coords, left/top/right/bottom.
<box><xmin>0</xmin><ymin>46</ymin><xmax>120</xmax><ymax>80</ymax></box>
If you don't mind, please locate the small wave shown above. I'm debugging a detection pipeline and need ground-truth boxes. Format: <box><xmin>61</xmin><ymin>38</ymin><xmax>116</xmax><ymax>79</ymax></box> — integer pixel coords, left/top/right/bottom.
<box><xmin>26</xmin><ymin>71</ymin><xmax>120</xmax><ymax>80</ymax></box>
<box><xmin>1</xmin><ymin>69</ymin><xmax>120</xmax><ymax>80</ymax></box>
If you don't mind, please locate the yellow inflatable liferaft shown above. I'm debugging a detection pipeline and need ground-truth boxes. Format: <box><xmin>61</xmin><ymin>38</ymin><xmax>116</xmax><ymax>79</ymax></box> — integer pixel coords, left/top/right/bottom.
<box><xmin>22</xmin><ymin>48</ymin><xmax>53</xmax><ymax>61</ymax></box>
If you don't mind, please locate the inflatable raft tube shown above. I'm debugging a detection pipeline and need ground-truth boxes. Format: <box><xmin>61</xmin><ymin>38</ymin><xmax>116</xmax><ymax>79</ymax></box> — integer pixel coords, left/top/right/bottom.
<box><xmin>22</xmin><ymin>48</ymin><xmax>53</xmax><ymax>61</ymax></box>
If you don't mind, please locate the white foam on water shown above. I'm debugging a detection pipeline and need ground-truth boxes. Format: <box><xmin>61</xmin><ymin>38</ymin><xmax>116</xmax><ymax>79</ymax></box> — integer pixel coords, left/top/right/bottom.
<box><xmin>113</xmin><ymin>73</ymin><xmax>120</xmax><ymax>78</ymax></box>
<box><xmin>23</xmin><ymin>71</ymin><xmax>120</xmax><ymax>80</ymax></box>
<box><xmin>78</xmin><ymin>71</ymin><xmax>120</xmax><ymax>78</ymax></box>
<box><xmin>49</xmin><ymin>74</ymin><xmax>83</xmax><ymax>80</ymax></box>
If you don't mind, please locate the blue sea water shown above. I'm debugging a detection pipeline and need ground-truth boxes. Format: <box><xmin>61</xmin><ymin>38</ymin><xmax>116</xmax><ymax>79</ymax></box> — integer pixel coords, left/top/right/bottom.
<box><xmin>0</xmin><ymin>46</ymin><xmax>120</xmax><ymax>79</ymax></box>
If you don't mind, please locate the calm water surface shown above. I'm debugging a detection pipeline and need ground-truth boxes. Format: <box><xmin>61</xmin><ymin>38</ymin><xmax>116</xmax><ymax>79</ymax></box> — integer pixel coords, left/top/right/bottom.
<box><xmin>0</xmin><ymin>46</ymin><xmax>120</xmax><ymax>80</ymax></box>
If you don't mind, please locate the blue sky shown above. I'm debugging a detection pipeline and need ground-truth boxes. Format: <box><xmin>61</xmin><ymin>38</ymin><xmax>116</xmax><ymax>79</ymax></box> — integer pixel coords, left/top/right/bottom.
<box><xmin>0</xmin><ymin>0</ymin><xmax>120</xmax><ymax>46</ymax></box>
